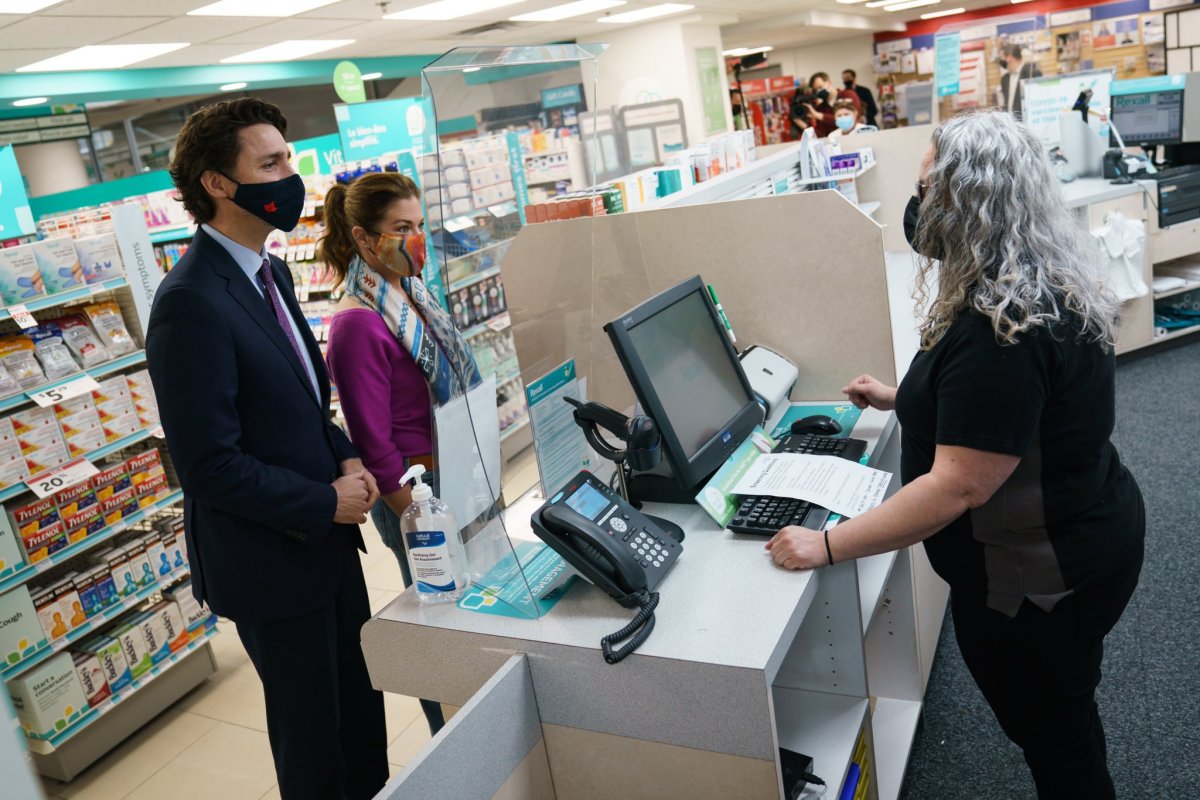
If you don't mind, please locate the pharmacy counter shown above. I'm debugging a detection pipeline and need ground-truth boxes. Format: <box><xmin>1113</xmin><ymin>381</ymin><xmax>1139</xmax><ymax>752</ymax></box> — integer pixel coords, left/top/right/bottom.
<box><xmin>364</xmin><ymin>407</ymin><xmax>938</xmax><ymax>800</ymax></box>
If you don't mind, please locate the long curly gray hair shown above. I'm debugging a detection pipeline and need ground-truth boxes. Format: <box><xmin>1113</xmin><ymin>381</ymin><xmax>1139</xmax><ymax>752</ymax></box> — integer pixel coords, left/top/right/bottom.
<box><xmin>911</xmin><ymin>109</ymin><xmax>1119</xmax><ymax>350</ymax></box>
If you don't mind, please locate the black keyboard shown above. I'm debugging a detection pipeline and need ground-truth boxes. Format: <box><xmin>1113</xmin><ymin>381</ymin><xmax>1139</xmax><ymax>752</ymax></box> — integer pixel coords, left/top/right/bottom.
<box><xmin>728</xmin><ymin>434</ymin><xmax>868</xmax><ymax>536</ymax></box>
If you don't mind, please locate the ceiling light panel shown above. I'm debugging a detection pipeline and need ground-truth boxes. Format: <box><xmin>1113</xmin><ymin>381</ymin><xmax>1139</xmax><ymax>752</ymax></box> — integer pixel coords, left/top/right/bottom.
<box><xmin>921</xmin><ymin>5</ymin><xmax>963</xmax><ymax>17</ymax></box>
<box><xmin>387</xmin><ymin>0</ymin><xmax>524</xmax><ymax>21</ymax></box>
<box><xmin>510</xmin><ymin>0</ymin><xmax>624</xmax><ymax>21</ymax></box>
<box><xmin>220</xmin><ymin>39</ymin><xmax>354</xmax><ymax>63</ymax></box>
<box><xmin>882</xmin><ymin>0</ymin><xmax>939</xmax><ymax>9</ymax></box>
<box><xmin>17</xmin><ymin>43</ymin><xmax>190</xmax><ymax>72</ymax></box>
<box><xmin>596</xmin><ymin>3</ymin><xmax>693</xmax><ymax>23</ymax></box>
<box><xmin>189</xmin><ymin>0</ymin><xmax>340</xmax><ymax>15</ymax></box>
<box><xmin>0</xmin><ymin>15</ymin><xmax>173</xmax><ymax>50</ymax></box>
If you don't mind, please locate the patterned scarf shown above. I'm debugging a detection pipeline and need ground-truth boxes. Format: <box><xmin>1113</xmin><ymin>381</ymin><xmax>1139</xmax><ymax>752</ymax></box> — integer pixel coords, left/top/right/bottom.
<box><xmin>345</xmin><ymin>255</ymin><xmax>481</xmax><ymax>404</ymax></box>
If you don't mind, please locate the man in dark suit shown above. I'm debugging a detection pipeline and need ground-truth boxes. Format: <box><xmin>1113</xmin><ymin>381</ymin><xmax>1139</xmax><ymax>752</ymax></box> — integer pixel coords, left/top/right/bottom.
<box><xmin>842</xmin><ymin>69</ymin><xmax>878</xmax><ymax>127</ymax></box>
<box><xmin>1000</xmin><ymin>44</ymin><xmax>1043</xmax><ymax>121</ymax></box>
<box><xmin>146</xmin><ymin>98</ymin><xmax>386</xmax><ymax>800</ymax></box>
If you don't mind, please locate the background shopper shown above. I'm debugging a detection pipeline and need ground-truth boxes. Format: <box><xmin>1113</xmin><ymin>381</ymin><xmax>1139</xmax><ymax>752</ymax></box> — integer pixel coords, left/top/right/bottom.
<box><xmin>322</xmin><ymin>171</ymin><xmax>481</xmax><ymax>736</ymax></box>
<box><xmin>826</xmin><ymin>99</ymin><xmax>865</xmax><ymax>144</ymax></box>
<box><xmin>146</xmin><ymin>98</ymin><xmax>387</xmax><ymax>800</ymax></box>
<box><xmin>1000</xmin><ymin>44</ymin><xmax>1042</xmax><ymax>120</ymax></box>
<box><xmin>766</xmin><ymin>109</ymin><xmax>1144</xmax><ymax>799</ymax></box>
<box><xmin>842</xmin><ymin>69</ymin><xmax>878</xmax><ymax>127</ymax></box>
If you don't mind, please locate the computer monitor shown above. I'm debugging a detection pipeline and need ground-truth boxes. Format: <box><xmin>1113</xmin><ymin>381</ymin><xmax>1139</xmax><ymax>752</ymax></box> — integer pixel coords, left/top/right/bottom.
<box><xmin>604</xmin><ymin>275</ymin><xmax>763</xmax><ymax>503</ymax></box>
<box><xmin>1111</xmin><ymin>89</ymin><xmax>1185</xmax><ymax>146</ymax></box>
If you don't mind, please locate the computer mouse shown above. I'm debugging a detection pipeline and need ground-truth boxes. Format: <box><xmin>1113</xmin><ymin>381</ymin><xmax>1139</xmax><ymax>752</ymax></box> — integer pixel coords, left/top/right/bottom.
<box><xmin>791</xmin><ymin>415</ymin><xmax>842</xmax><ymax>436</ymax></box>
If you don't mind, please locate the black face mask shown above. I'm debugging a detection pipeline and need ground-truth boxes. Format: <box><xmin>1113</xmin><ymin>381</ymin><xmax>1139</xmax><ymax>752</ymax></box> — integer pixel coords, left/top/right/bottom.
<box><xmin>220</xmin><ymin>172</ymin><xmax>306</xmax><ymax>232</ymax></box>
<box><xmin>843</xmin><ymin>80</ymin><xmax>854</xmax><ymax>89</ymax></box>
<box><xmin>817</xmin><ymin>88</ymin><xmax>829</xmax><ymax>101</ymax></box>
<box><xmin>904</xmin><ymin>195</ymin><xmax>941</xmax><ymax>259</ymax></box>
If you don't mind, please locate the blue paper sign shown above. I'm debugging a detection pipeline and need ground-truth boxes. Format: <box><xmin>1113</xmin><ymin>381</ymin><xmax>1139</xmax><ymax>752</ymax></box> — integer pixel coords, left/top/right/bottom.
<box><xmin>0</xmin><ymin>146</ymin><xmax>35</xmax><ymax>240</ymax></box>
<box><xmin>334</xmin><ymin>97</ymin><xmax>436</xmax><ymax>162</ymax></box>
<box><xmin>935</xmin><ymin>34</ymin><xmax>962</xmax><ymax>98</ymax></box>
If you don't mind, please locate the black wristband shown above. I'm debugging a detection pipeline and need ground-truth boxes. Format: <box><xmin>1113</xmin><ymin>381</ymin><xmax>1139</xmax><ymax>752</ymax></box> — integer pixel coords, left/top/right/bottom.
<box><xmin>824</xmin><ymin>528</ymin><xmax>834</xmax><ymax>566</ymax></box>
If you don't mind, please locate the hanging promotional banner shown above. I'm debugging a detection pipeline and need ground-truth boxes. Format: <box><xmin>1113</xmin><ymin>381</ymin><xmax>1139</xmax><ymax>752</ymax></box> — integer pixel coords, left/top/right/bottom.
<box><xmin>334</xmin><ymin>97</ymin><xmax>436</xmax><ymax>162</ymax></box>
<box><xmin>333</xmin><ymin>60</ymin><xmax>367</xmax><ymax>104</ymax></box>
<box><xmin>935</xmin><ymin>34</ymin><xmax>962</xmax><ymax>97</ymax></box>
<box><xmin>1022</xmin><ymin>69</ymin><xmax>1114</xmax><ymax>146</ymax></box>
<box><xmin>0</xmin><ymin>145</ymin><xmax>35</xmax><ymax>240</ymax></box>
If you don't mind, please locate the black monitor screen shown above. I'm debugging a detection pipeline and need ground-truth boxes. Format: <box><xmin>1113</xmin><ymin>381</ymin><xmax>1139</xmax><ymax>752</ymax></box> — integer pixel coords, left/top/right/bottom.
<box><xmin>625</xmin><ymin>290</ymin><xmax>750</xmax><ymax>460</ymax></box>
<box><xmin>1112</xmin><ymin>90</ymin><xmax>1184</xmax><ymax>144</ymax></box>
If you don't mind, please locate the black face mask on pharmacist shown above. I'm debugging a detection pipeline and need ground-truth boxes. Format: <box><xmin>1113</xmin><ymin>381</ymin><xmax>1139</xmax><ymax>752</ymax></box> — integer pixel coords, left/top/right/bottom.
<box><xmin>903</xmin><ymin>195</ymin><xmax>942</xmax><ymax>260</ymax></box>
<box><xmin>219</xmin><ymin>172</ymin><xmax>306</xmax><ymax>232</ymax></box>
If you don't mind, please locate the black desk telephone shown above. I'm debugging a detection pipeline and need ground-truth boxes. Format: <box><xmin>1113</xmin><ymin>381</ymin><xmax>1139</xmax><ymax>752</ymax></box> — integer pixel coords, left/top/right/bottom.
<box><xmin>532</xmin><ymin>470</ymin><xmax>682</xmax><ymax>663</ymax></box>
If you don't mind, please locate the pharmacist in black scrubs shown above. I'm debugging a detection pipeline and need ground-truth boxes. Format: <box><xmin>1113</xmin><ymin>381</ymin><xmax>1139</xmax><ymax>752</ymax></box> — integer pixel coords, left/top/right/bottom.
<box><xmin>766</xmin><ymin>109</ymin><xmax>1144</xmax><ymax>800</ymax></box>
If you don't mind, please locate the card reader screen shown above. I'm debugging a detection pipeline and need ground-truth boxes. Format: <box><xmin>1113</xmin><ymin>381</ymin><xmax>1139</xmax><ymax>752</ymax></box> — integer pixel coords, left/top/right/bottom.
<box><xmin>565</xmin><ymin>482</ymin><xmax>610</xmax><ymax>520</ymax></box>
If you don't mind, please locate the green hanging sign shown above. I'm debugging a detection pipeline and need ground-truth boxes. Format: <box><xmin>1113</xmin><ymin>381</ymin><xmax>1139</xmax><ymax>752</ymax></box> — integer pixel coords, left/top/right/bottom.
<box><xmin>333</xmin><ymin>61</ymin><xmax>367</xmax><ymax>104</ymax></box>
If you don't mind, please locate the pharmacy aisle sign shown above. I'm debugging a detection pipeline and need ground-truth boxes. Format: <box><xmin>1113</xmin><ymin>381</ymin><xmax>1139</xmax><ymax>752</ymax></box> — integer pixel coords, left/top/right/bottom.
<box><xmin>0</xmin><ymin>146</ymin><xmax>35</xmax><ymax>239</ymax></box>
<box><xmin>935</xmin><ymin>34</ymin><xmax>962</xmax><ymax>97</ymax></box>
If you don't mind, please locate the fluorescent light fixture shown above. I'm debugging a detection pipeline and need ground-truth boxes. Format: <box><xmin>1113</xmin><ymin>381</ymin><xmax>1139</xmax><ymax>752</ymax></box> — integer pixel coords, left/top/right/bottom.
<box><xmin>883</xmin><ymin>0</ymin><xmax>939</xmax><ymax>10</ymax></box>
<box><xmin>386</xmin><ymin>0</ymin><xmax>523</xmax><ymax>21</ymax></box>
<box><xmin>220</xmin><ymin>82</ymin><xmax>247</xmax><ymax>91</ymax></box>
<box><xmin>835</xmin><ymin>0</ymin><xmax>871</xmax><ymax>4</ymax></box>
<box><xmin>597</xmin><ymin>2</ymin><xmax>693</xmax><ymax>23</ymax></box>
<box><xmin>362</xmin><ymin>71</ymin><xmax>383</xmax><ymax>80</ymax></box>
<box><xmin>221</xmin><ymin>39</ymin><xmax>354</xmax><ymax>63</ymax></box>
<box><xmin>188</xmin><ymin>0</ymin><xmax>339</xmax><ymax>15</ymax></box>
<box><xmin>511</xmin><ymin>0</ymin><xmax>624</xmax><ymax>21</ymax></box>
<box><xmin>12</xmin><ymin>97</ymin><xmax>47</xmax><ymax>107</ymax></box>
<box><xmin>921</xmin><ymin>5</ymin><xmax>963</xmax><ymax>17</ymax></box>
<box><xmin>1010</xmin><ymin>0</ymin><xmax>1034</xmax><ymax>4</ymax></box>
<box><xmin>0</xmin><ymin>0</ymin><xmax>64</xmax><ymax>11</ymax></box>
<box><xmin>722</xmin><ymin>46</ymin><xmax>773</xmax><ymax>57</ymax></box>
<box><xmin>462</xmin><ymin>66</ymin><xmax>481</xmax><ymax>72</ymax></box>
<box><xmin>17</xmin><ymin>43</ymin><xmax>190</xmax><ymax>72</ymax></box>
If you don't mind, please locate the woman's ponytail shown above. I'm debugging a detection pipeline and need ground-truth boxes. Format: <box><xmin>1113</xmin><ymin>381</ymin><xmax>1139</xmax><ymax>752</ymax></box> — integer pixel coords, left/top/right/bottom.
<box><xmin>317</xmin><ymin>182</ymin><xmax>357</xmax><ymax>288</ymax></box>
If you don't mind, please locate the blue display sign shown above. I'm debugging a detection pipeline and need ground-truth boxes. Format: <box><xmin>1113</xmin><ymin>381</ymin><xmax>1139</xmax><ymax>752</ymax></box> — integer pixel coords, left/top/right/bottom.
<box><xmin>541</xmin><ymin>84</ymin><xmax>584</xmax><ymax>109</ymax></box>
<box><xmin>935</xmin><ymin>34</ymin><xmax>962</xmax><ymax>98</ymax></box>
<box><xmin>0</xmin><ymin>146</ymin><xmax>35</xmax><ymax>240</ymax></box>
<box><xmin>1111</xmin><ymin>74</ymin><xmax>1186</xmax><ymax>96</ymax></box>
<box><xmin>334</xmin><ymin>97</ymin><xmax>436</xmax><ymax>162</ymax></box>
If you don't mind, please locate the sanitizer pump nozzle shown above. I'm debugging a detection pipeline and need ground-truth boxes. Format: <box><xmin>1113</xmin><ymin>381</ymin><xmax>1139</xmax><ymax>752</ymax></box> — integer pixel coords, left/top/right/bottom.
<box><xmin>400</xmin><ymin>464</ymin><xmax>432</xmax><ymax>503</ymax></box>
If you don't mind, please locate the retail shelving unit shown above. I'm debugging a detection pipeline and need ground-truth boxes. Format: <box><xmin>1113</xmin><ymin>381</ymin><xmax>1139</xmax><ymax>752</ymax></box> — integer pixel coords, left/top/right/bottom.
<box><xmin>1</xmin><ymin>205</ymin><xmax>217</xmax><ymax>782</ymax></box>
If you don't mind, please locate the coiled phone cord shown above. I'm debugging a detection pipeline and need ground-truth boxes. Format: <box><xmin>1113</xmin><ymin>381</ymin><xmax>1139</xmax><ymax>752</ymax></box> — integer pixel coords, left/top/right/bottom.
<box><xmin>601</xmin><ymin>590</ymin><xmax>660</xmax><ymax>664</ymax></box>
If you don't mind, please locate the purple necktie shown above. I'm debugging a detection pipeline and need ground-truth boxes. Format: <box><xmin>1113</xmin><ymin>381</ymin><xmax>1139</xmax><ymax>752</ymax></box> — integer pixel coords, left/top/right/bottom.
<box><xmin>257</xmin><ymin>259</ymin><xmax>307</xmax><ymax>371</ymax></box>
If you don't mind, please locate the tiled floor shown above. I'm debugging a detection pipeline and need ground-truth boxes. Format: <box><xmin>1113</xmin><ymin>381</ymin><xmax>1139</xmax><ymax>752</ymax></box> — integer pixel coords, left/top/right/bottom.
<box><xmin>38</xmin><ymin>524</ymin><xmax>432</xmax><ymax>800</ymax></box>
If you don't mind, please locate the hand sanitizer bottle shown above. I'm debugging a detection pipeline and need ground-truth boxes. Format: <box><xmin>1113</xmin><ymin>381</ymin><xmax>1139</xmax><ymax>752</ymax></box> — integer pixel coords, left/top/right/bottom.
<box><xmin>399</xmin><ymin>465</ymin><xmax>466</xmax><ymax>604</ymax></box>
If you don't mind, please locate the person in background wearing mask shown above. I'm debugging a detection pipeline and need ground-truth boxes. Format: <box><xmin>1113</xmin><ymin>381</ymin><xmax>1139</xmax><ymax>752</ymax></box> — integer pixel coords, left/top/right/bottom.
<box><xmin>826</xmin><ymin>99</ymin><xmax>865</xmax><ymax>144</ymax></box>
<box><xmin>322</xmin><ymin>172</ymin><xmax>482</xmax><ymax>737</ymax></box>
<box><xmin>1000</xmin><ymin>44</ymin><xmax>1042</xmax><ymax>120</ymax></box>
<box><xmin>842</xmin><ymin>69</ymin><xmax>878</xmax><ymax>127</ymax></box>
<box><xmin>767</xmin><ymin>110</ymin><xmax>1143</xmax><ymax>799</ymax></box>
<box><xmin>805</xmin><ymin>72</ymin><xmax>840</xmax><ymax>137</ymax></box>
<box><xmin>147</xmin><ymin>98</ymin><xmax>386</xmax><ymax>800</ymax></box>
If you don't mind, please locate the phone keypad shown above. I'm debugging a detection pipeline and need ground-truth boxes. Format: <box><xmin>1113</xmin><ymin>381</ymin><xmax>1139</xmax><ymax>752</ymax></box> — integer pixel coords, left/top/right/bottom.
<box><xmin>628</xmin><ymin>529</ymin><xmax>674</xmax><ymax>569</ymax></box>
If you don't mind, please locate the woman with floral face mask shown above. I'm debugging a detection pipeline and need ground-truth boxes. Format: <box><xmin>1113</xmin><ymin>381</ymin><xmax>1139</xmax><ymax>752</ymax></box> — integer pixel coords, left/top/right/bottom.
<box><xmin>321</xmin><ymin>172</ymin><xmax>480</xmax><ymax>736</ymax></box>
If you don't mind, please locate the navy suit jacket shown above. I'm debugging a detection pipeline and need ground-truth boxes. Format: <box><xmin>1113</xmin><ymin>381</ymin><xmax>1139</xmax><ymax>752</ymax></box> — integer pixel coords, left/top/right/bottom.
<box><xmin>146</xmin><ymin>227</ymin><xmax>364</xmax><ymax>622</ymax></box>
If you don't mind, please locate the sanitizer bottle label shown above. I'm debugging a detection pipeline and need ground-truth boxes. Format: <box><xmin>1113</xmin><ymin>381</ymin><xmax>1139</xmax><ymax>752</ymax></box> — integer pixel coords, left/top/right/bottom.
<box><xmin>405</xmin><ymin>530</ymin><xmax>457</xmax><ymax>593</ymax></box>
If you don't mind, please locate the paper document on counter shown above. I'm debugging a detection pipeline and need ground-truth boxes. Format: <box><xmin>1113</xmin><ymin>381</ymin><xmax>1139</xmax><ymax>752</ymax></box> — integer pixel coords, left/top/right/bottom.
<box><xmin>731</xmin><ymin>454</ymin><xmax>892</xmax><ymax>518</ymax></box>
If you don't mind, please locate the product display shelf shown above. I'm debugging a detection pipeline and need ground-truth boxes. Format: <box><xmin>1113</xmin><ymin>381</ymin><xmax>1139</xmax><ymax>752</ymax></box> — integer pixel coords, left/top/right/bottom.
<box><xmin>870</xmin><ymin>697</ymin><xmax>922</xmax><ymax>800</ymax></box>
<box><xmin>858</xmin><ymin>550</ymin><xmax>900</xmax><ymax>635</ymax></box>
<box><xmin>462</xmin><ymin>311</ymin><xmax>511</xmax><ymax>341</ymax></box>
<box><xmin>2</xmin><ymin>565</ymin><xmax>190</xmax><ymax>682</ymax></box>
<box><xmin>448</xmin><ymin>264</ymin><xmax>502</xmax><ymax>294</ymax></box>
<box><xmin>1152</xmin><ymin>278</ymin><xmax>1200</xmax><ymax>301</ymax></box>
<box><xmin>0</xmin><ymin>489</ymin><xmax>183</xmax><ymax>597</ymax></box>
<box><xmin>0</xmin><ymin>278</ymin><xmax>129</xmax><ymax>322</ymax></box>
<box><xmin>0</xmin><ymin>427</ymin><xmax>157</xmax><ymax>505</ymax></box>
<box><xmin>1152</xmin><ymin>324</ymin><xmax>1200</xmax><ymax>344</ymax></box>
<box><xmin>773</xmin><ymin>688</ymin><xmax>870</xmax><ymax>795</ymax></box>
<box><xmin>147</xmin><ymin>226</ymin><xmax>194</xmax><ymax>245</ymax></box>
<box><xmin>25</xmin><ymin>625</ymin><xmax>218</xmax><ymax>756</ymax></box>
<box><xmin>0</xmin><ymin>350</ymin><xmax>147</xmax><ymax>415</ymax></box>
<box><xmin>794</xmin><ymin>160</ymin><xmax>876</xmax><ymax>188</ymax></box>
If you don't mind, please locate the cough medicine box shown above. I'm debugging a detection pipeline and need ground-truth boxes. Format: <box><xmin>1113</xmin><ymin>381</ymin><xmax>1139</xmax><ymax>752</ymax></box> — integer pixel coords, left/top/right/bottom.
<box><xmin>163</xmin><ymin>581</ymin><xmax>212</xmax><ymax>639</ymax></box>
<box><xmin>140</xmin><ymin>532</ymin><xmax>170</xmax><ymax>580</ymax></box>
<box><xmin>78</xmin><ymin>635</ymin><xmax>130</xmax><ymax>694</ymax></box>
<box><xmin>0</xmin><ymin>586</ymin><xmax>47</xmax><ymax>667</ymax></box>
<box><xmin>90</xmin><ymin>547</ymin><xmax>131</xmax><ymax>598</ymax></box>
<box><xmin>8</xmin><ymin>651</ymin><xmax>89</xmax><ymax>739</ymax></box>
<box><xmin>32</xmin><ymin>238</ymin><xmax>85</xmax><ymax>295</ymax></box>
<box><xmin>110</xmin><ymin>621</ymin><xmax>152</xmax><ymax>680</ymax></box>
<box><xmin>134</xmin><ymin>610</ymin><xmax>171</xmax><ymax>664</ymax></box>
<box><xmin>152</xmin><ymin>601</ymin><xmax>188</xmax><ymax>653</ymax></box>
<box><xmin>0</xmin><ymin>244</ymin><xmax>47</xmax><ymax>306</ymax></box>
<box><xmin>72</xmin><ymin>651</ymin><xmax>111</xmax><ymax>707</ymax></box>
<box><xmin>73</xmin><ymin>234</ymin><xmax>124</xmax><ymax>285</ymax></box>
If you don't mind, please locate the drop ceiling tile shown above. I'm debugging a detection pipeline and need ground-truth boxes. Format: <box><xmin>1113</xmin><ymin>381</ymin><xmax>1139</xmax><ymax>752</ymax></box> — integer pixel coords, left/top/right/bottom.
<box><xmin>42</xmin><ymin>0</ymin><xmax>201</xmax><ymax>15</ymax></box>
<box><xmin>0</xmin><ymin>15</ymin><xmax>171</xmax><ymax>49</ymax></box>
<box><xmin>131</xmin><ymin>43</ymin><xmax>259</xmax><ymax>68</ymax></box>
<box><xmin>314</xmin><ymin>19</ymin><xmax>434</xmax><ymax>40</ymax></box>
<box><xmin>104</xmin><ymin>16</ymin><xmax>274</xmax><ymax>44</ymax></box>
<box><xmin>297</xmin><ymin>0</ymin><xmax>397</xmax><ymax>20</ymax></box>
<box><xmin>209</xmin><ymin>17</ymin><xmax>364</xmax><ymax>44</ymax></box>
<box><xmin>0</xmin><ymin>48</ymin><xmax>67</xmax><ymax>73</ymax></box>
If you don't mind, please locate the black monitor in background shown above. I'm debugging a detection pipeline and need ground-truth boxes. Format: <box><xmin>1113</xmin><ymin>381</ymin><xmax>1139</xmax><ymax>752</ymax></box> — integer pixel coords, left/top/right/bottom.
<box><xmin>604</xmin><ymin>275</ymin><xmax>764</xmax><ymax>504</ymax></box>
<box><xmin>1111</xmin><ymin>89</ymin><xmax>1185</xmax><ymax>147</ymax></box>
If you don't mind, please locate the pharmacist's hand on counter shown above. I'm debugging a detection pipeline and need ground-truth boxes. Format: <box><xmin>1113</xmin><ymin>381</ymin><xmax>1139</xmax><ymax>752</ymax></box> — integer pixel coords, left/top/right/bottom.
<box><xmin>765</xmin><ymin>526</ymin><xmax>827</xmax><ymax>571</ymax></box>
<box><xmin>333</xmin><ymin>472</ymin><xmax>374</xmax><ymax>525</ymax></box>
<box><xmin>341</xmin><ymin>458</ymin><xmax>381</xmax><ymax>508</ymax></box>
<box><xmin>842</xmin><ymin>374</ymin><xmax>897</xmax><ymax>412</ymax></box>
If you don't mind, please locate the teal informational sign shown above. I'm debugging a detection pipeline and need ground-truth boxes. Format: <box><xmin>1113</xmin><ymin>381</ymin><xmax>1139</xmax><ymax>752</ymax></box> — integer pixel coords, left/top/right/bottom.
<box><xmin>457</xmin><ymin>540</ymin><xmax>574</xmax><ymax>618</ymax></box>
<box><xmin>334</xmin><ymin>97</ymin><xmax>435</xmax><ymax>162</ymax></box>
<box><xmin>333</xmin><ymin>60</ymin><xmax>367</xmax><ymax>104</ymax></box>
<box><xmin>1111</xmin><ymin>74</ymin><xmax>1186</xmax><ymax>96</ymax></box>
<box><xmin>290</xmin><ymin>133</ymin><xmax>344</xmax><ymax>177</ymax></box>
<box><xmin>505</xmin><ymin>132</ymin><xmax>529</xmax><ymax>226</ymax></box>
<box><xmin>935</xmin><ymin>34</ymin><xmax>962</xmax><ymax>97</ymax></box>
<box><xmin>541</xmin><ymin>84</ymin><xmax>583</xmax><ymax>109</ymax></box>
<box><xmin>0</xmin><ymin>146</ymin><xmax>35</xmax><ymax>240</ymax></box>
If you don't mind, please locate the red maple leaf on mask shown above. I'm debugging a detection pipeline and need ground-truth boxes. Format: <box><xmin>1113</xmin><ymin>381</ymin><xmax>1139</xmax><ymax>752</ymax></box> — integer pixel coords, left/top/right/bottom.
<box><xmin>264</xmin><ymin>201</ymin><xmax>278</xmax><ymax>213</ymax></box>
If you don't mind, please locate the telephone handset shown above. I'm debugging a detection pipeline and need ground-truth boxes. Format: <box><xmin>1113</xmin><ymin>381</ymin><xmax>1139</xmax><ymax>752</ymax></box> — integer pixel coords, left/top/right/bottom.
<box><xmin>532</xmin><ymin>470</ymin><xmax>682</xmax><ymax>663</ymax></box>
